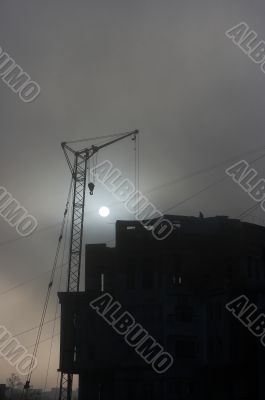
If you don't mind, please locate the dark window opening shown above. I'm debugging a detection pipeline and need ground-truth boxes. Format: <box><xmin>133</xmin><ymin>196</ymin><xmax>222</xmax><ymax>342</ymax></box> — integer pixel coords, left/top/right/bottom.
<box><xmin>247</xmin><ymin>256</ymin><xmax>253</xmax><ymax>279</ymax></box>
<box><xmin>175</xmin><ymin>338</ymin><xmax>197</xmax><ymax>358</ymax></box>
<box><xmin>126</xmin><ymin>270</ymin><xmax>136</xmax><ymax>290</ymax></box>
<box><xmin>143</xmin><ymin>258</ymin><xmax>154</xmax><ymax>290</ymax></box>
<box><xmin>207</xmin><ymin>303</ymin><xmax>213</xmax><ymax>321</ymax></box>
<box><xmin>217</xmin><ymin>301</ymin><xmax>222</xmax><ymax>320</ymax></box>
<box><xmin>143</xmin><ymin>268</ymin><xmax>154</xmax><ymax>290</ymax></box>
<box><xmin>175</xmin><ymin>306</ymin><xmax>193</xmax><ymax>322</ymax></box>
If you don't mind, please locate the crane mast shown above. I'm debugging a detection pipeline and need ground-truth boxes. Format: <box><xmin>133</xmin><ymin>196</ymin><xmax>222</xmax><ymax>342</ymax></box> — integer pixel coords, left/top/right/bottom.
<box><xmin>58</xmin><ymin>130</ymin><xmax>139</xmax><ymax>400</ymax></box>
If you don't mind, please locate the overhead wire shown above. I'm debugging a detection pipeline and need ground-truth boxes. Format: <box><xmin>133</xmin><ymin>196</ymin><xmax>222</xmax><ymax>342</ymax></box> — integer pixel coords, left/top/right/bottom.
<box><xmin>5</xmin><ymin>137</ymin><xmax>265</xmax><ymax>393</ymax></box>
<box><xmin>0</xmin><ymin>240</ymin><xmax>115</xmax><ymax>299</ymax></box>
<box><xmin>3</xmin><ymin>136</ymin><xmax>265</xmax><ymax>396</ymax></box>
<box><xmin>0</xmin><ymin>263</ymin><xmax>66</xmax><ymax>297</ymax></box>
<box><xmin>42</xmin><ymin>196</ymin><xmax>70</xmax><ymax>394</ymax></box>
<box><xmin>147</xmin><ymin>142</ymin><xmax>265</xmax><ymax>196</ymax></box>
<box><xmin>163</xmin><ymin>150</ymin><xmax>265</xmax><ymax>215</ymax></box>
<box><xmin>0</xmin><ymin>333</ymin><xmax>60</xmax><ymax>363</ymax></box>
<box><xmin>21</xmin><ymin>177</ymin><xmax>73</xmax><ymax>397</ymax></box>
<box><xmin>3</xmin><ymin>138</ymin><xmax>265</xmax><ymax>389</ymax></box>
<box><xmin>233</xmin><ymin>152</ymin><xmax>265</xmax><ymax>220</ymax></box>
<box><xmin>237</xmin><ymin>203</ymin><xmax>260</xmax><ymax>220</ymax></box>
<box><xmin>1</xmin><ymin>141</ymin><xmax>265</xmax><ymax>251</ymax></box>
<box><xmin>2</xmin><ymin>145</ymin><xmax>265</xmax><ymax>303</ymax></box>
<box><xmin>5</xmin><ymin>316</ymin><xmax>61</xmax><ymax>341</ymax></box>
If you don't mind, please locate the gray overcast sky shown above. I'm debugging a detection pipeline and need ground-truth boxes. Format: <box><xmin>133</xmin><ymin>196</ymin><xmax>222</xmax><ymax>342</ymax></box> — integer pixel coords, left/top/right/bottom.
<box><xmin>0</xmin><ymin>0</ymin><xmax>265</xmax><ymax>389</ymax></box>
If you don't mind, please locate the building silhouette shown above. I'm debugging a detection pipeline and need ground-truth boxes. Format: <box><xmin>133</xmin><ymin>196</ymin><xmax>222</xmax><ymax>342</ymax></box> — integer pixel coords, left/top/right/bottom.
<box><xmin>59</xmin><ymin>215</ymin><xmax>265</xmax><ymax>399</ymax></box>
<box><xmin>0</xmin><ymin>385</ymin><xmax>5</xmax><ymax>400</ymax></box>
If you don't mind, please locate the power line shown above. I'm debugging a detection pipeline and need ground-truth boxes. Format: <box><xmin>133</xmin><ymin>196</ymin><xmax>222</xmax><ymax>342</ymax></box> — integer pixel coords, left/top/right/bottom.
<box><xmin>163</xmin><ymin>176</ymin><xmax>227</xmax><ymax>214</ymax></box>
<box><xmin>12</xmin><ymin>316</ymin><xmax>60</xmax><ymax>341</ymax></box>
<box><xmin>0</xmin><ymin>333</ymin><xmax>60</xmax><ymax>363</ymax></box>
<box><xmin>21</xmin><ymin>179</ymin><xmax>73</xmax><ymax>395</ymax></box>
<box><xmin>1</xmin><ymin>143</ymin><xmax>265</xmax><ymax>323</ymax></box>
<box><xmin>0</xmin><ymin>142</ymin><xmax>265</xmax><ymax>251</ymax></box>
<box><xmin>163</xmin><ymin>150</ymin><xmax>265</xmax><ymax>215</ymax></box>
<box><xmin>2</xmin><ymin>149</ymin><xmax>265</xmax><ymax>299</ymax></box>
<box><xmin>0</xmin><ymin>263</ymin><xmax>66</xmax><ymax>297</ymax></box>
<box><xmin>145</xmin><ymin>143</ymin><xmax>265</xmax><ymax>196</ymax></box>
<box><xmin>0</xmin><ymin>237</ymin><xmax>114</xmax><ymax>298</ymax></box>
<box><xmin>234</xmin><ymin>152</ymin><xmax>265</xmax><ymax>220</ymax></box>
<box><xmin>43</xmin><ymin>197</ymin><xmax>70</xmax><ymax>393</ymax></box>
<box><xmin>0</xmin><ymin>223</ymin><xmax>59</xmax><ymax>249</ymax></box>
<box><xmin>81</xmin><ymin>142</ymin><xmax>265</xmax><ymax>216</ymax></box>
<box><xmin>236</xmin><ymin>203</ymin><xmax>261</xmax><ymax>219</ymax></box>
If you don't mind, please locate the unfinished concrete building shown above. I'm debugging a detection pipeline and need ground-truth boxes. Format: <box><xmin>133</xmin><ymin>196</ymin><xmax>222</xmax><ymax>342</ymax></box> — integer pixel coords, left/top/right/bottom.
<box><xmin>59</xmin><ymin>215</ymin><xmax>265</xmax><ymax>399</ymax></box>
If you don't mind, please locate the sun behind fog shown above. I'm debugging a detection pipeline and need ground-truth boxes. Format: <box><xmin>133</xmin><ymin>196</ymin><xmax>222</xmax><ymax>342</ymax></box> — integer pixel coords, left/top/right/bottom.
<box><xmin>98</xmin><ymin>206</ymin><xmax>110</xmax><ymax>217</ymax></box>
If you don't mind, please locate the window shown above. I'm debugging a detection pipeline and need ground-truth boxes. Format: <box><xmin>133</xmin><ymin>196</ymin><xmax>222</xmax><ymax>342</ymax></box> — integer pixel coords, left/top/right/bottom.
<box><xmin>143</xmin><ymin>258</ymin><xmax>154</xmax><ymax>290</ymax></box>
<box><xmin>217</xmin><ymin>337</ymin><xmax>223</xmax><ymax>356</ymax></box>
<box><xmin>100</xmin><ymin>273</ymin><xmax>104</xmax><ymax>292</ymax></box>
<box><xmin>143</xmin><ymin>384</ymin><xmax>153</xmax><ymax>400</ymax></box>
<box><xmin>126</xmin><ymin>270</ymin><xmax>136</xmax><ymax>290</ymax></box>
<box><xmin>157</xmin><ymin>255</ymin><xmax>165</xmax><ymax>288</ymax></box>
<box><xmin>175</xmin><ymin>306</ymin><xmax>193</xmax><ymax>322</ymax></box>
<box><xmin>87</xmin><ymin>346</ymin><xmax>95</xmax><ymax>361</ymax></box>
<box><xmin>263</xmin><ymin>249</ymin><xmax>265</xmax><ymax>278</ymax></box>
<box><xmin>127</xmin><ymin>383</ymin><xmax>137</xmax><ymax>400</ymax></box>
<box><xmin>143</xmin><ymin>268</ymin><xmax>154</xmax><ymax>290</ymax></box>
<box><xmin>207</xmin><ymin>303</ymin><xmax>213</xmax><ymax>321</ymax></box>
<box><xmin>175</xmin><ymin>380</ymin><xmax>190</xmax><ymax>397</ymax></box>
<box><xmin>98</xmin><ymin>269</ymin><xmax>105</xmax><ymax>291</ymax></box>
<box><xmin>158</xmin><ymin>270</ymin><xmax>163</xmax><ymax>288</ymax></box>
<box><xmin>127</xmin><ymin>258</ymin><xmax>136</xmax><ymax>289</ymax></box>
<box><xmin>170</xmin><ymin>254</ymin><xmax>182</xmax><ymax>287</ymax></box>
<box><xmin>216</xmin><ymin>301</ymin><xmax>222</xmax><ymax>320</ymax></box>
<box><xmin>209</xmin><ymin>337</ymin><xmax>214</xmax><ymax>358</ymax></box>
<box><xmin>247</xmin><ymin>256</ymin><xmax>260</xmax><ymax>280</ymax></box>
<box><xmin>226</xmin><ymin>261</ymin><xmax>233</xmax><ymax>280</ymax></box>
<box><xmin>247</xmin><ymin>256</ymin><xmax>252</xmax><ymax>278</ymax></box>
<box><xmin>175</xmin><ymin>337</ymin><xmax>197</xmax><ymax>358</ymax></box>
<box><xmin>177</xmin><ymin>294</ymin><xmax>189</xmax><ymax>307</ymax></box>
<box><xmin>254</xmin><ymin>258</ymin><xmax>260</xmax><ymax>279</ymax></box>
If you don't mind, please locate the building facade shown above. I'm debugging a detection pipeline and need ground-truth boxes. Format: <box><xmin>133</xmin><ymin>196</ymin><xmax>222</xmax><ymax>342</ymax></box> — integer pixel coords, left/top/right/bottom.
<box><xmin>59</xmin><ymin>215</ymin><xmax>265</xmax><ymax>399</ymax></box>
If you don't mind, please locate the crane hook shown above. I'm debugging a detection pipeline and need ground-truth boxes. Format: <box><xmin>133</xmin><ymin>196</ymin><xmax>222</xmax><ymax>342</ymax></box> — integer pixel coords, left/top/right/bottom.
<box><xmin>88</xmin><ymin>182</ymin><xmax>95</xmax><ymax>195</ymax></box>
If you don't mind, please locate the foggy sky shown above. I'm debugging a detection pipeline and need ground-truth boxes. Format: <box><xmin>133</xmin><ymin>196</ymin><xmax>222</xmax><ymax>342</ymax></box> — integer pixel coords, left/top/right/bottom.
<box><xmin>0</xmin><ymin>0</ymin><xmax>265</xmax><ymax>390</ymax></box>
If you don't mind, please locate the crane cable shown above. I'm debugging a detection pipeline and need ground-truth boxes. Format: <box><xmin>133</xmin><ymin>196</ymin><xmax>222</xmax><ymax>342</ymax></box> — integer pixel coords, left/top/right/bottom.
<box><xmin>21</xmin><ymin>177</ymin><xmax>73</xmax><ymax>398</ymax></box>
<box><xmin>64</xmin><ymin>131</ymin><xmax>133</xmax><ymax>145</ymax></box>
<box><xmin>1</xmin><ymin>140</ymin><xmax>265</xmax><ymax>252</ymax></box>
<box><xmin>133</xmin><ymin>133</ymin><xmax>140</xmax><ymax>217</ymax></box>
<box><xmin>42</xmin><ymin>194</ymin><xmax>71</xmax><ymax>395</ymax></box>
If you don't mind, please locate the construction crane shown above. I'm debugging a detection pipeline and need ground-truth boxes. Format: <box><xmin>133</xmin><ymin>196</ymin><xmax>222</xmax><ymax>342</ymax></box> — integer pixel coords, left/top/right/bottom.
<box><xmin>58</xmin><ymin>130</ymin><xmax>139</xmax><ymax>400</ymax></box>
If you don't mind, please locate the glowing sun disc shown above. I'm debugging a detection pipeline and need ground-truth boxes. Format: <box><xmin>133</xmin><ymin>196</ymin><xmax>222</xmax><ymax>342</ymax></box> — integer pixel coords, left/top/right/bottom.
<box><xmin>99</xmin><ymin>206</ymin><xmax>110</xmax><ymax>217</ymax></box>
